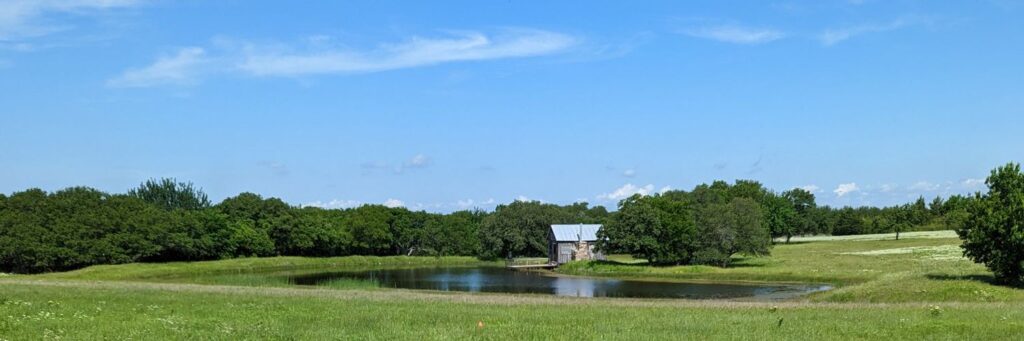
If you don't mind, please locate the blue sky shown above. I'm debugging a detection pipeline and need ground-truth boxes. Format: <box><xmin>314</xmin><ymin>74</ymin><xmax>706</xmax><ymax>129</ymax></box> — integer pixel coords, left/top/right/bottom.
<box><xmin>2</xmin><ymin>1</ymin><xmax>1023</xmax><ymax>211</ymax></box>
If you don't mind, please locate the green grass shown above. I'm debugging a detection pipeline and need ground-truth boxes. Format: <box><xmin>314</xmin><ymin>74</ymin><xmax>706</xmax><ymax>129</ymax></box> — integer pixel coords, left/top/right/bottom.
<box><xmin>2</xmin><ymin>231</ymin><xmax>1023</xmax><ymax>339</ymax></box>
<box><xmin>34</xmin><ymin>255</ymin><xmax>490</xmax><ymax>283</ymax></box>
<box><xmin>0</xmin><ymin>282</ymin><xmax>1021</xmax><ymax>340</ymax></box>
<box><xmin>561</xmin><ymin>235</ymin><xmax>1024</xmax><ymax>303</ymax></box>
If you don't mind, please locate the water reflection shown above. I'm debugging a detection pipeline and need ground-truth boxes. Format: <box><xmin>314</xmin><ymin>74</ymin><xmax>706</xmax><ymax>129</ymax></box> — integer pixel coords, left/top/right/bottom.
<box><xmin>288</xmin><ymin>267</ymin><xmax>830</xmax><ymax>300</ymax></box>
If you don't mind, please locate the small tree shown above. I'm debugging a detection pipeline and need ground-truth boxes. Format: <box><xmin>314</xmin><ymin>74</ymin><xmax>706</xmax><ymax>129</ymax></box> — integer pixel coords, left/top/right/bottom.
<box><xmin>958</xmin><ymin>163</ymin><xmax>1024</xmax><ymax>285</ymax></box>
<box><xmin>128</xmin><ymin>178</ymin><xmax>210</xmax><ymax>211</ymax></box>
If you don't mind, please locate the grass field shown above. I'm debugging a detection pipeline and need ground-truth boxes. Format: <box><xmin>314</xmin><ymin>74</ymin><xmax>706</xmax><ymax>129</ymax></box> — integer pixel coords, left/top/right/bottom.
<box><xmin>2</xmin><ymin>231</ymin><xmax>1023</xmax><ymax>339</ymax></box>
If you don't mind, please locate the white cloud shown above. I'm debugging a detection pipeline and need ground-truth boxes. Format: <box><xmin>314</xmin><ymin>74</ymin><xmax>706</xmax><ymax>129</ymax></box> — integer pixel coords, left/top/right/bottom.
<box><xmin>962</xmin><ymin>178</ymin><xmax>985</xmax><ymax>188</ymax></box>
<box><xmin>383</xmin><ymin>198</ymin><xmax>405</xmax><ymax>208</ymax></box>
<box><xmin>659</xmin><ymin>185</ymin><xmax>672</xmax><ymax>194</ymax></box>
<box><xmin>799</xmin><ymin>185</ymin><xmax>821</xmax><ymax>193</ymax></box>
<box><xmin>622</xmin><ymin>169</ymin><xmax>636</xmax><ymax>178</ymax></box>
<box><xmin>683</xmin><ymin>25</ymin><xmax>784</xmax><ymax>44</ymax></box>
<box><xmin>237</xmin><ymin>29</ymin><xmax>575</xmax><ymax>76</ymax></box>
<box><xmin>107</xmin><ymin>47</ymin><xmax>206</xmax><ymax>87</ymax></box>
<box><xmin>834</xmin><ymin>183</ymin><xmax>859</xmax><ymax>197</ymax></box>
<box><xmin>403</xmin><ymin>154</ymin><xmax>430</xmax><ymax>169</ymax></box>
<box><xmin>454</xmin><ymin>198</ymin><xmax>497</xmax><ymax>210</ymax></box>
<box><xmin>303</xmin><ymin>199</ymin><xmax>361</xmax><ymax>209</ymax></box>
<box><xmin>908</xmin><ymin>181</ymin><xmax>941</xmax><ymax>191</ymax></box>
<box><xmin>0</xmin><ymin>0</ymin><xmax>142</xmax><ymax>41</ymax></box>
<box><xmin>598</xmin><ymin>183</ymin><xmax>655</xmax><ymax>201</ymax></box>
<box><xmin>110</xmin><ymin>29</ymin><xmax>574</xmax><ymax>87</ymax></box>
<box><xmin>515</xmin><ymin>195</ymin><xmax>532</xmax><ymax>202</ymax></box>
<box><xmin>361</xmin><ymin>154</ymin><xmax>433</xmax><ymax>174</ymax></box>
<box><xmin>818</xmin><ymin>17</ymin><xmax>927</xmax><ymax>46</ymax></box>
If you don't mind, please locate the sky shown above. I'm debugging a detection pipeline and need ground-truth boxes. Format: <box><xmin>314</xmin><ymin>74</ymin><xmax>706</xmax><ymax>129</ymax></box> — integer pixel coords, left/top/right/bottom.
<box><xmin>2</xmin><ymin>0</ymin><xmax>1023</xmax><ymax>212</ymax></box>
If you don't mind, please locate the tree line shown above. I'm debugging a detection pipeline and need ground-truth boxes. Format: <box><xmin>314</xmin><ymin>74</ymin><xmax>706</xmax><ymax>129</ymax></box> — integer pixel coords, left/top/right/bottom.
<box><xmin>0</xmin><ymin>177</ymin><xmax>972</xmax><ymax>273</ymax></box>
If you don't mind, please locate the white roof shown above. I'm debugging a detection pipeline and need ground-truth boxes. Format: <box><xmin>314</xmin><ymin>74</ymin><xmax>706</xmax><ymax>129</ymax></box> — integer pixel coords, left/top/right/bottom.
<box><xmin>551</xmin><ymin>224</ymin><xmax>602</xmax><ymax>242</ymax></box>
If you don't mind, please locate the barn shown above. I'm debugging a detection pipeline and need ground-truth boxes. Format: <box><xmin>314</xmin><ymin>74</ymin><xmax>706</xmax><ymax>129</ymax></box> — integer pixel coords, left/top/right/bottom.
<box><xmin>548</xmin><ymin>224</ymin><xmax>606</xmax><ymax>264</ymax></box>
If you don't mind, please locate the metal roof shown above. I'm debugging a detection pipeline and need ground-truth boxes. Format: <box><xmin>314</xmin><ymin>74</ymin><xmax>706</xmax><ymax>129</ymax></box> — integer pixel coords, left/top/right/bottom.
<box><xmin>550</xmin><ymin>224</ymin><xmax>602</xmax><ymax>242</ymax></box>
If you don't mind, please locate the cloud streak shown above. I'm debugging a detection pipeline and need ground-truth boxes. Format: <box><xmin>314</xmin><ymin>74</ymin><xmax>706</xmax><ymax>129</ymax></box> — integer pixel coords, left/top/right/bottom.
<box><xmin>107</xmin><ymin>47</ymin><xmax>206</xmax><ymax>87</ymax></box>
<box><xmin>0</xmin><ymin>0</ymin><xmax>142</xmax><ymax>41</ymax></box>
<box><xmin>818</xmin><ymin>17</ymin><xmax>927</xmax><ymax>46</ymax></box>
<box><xmin>109</xmin><ymin>29</ymin><xmax>575</xmax><ymax>87</ymax></box>
<box><xmin>238</xmin><ymin>29</ymin><xmax>576</xmax><ymax>76</ymax></box>
<box><xmin>683</xmin><ymin>25</ymin><xmax>784</xmax><ymax>44</ymax></box>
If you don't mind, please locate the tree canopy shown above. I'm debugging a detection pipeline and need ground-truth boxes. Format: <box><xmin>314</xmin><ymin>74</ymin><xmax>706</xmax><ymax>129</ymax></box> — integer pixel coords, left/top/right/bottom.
<box><xmin>0</xmin><ymin>175</ymin><xmax>979</xmax><ymax>274</ymax></box>
<box><xmin>958</xmin><ymin>163</ymin><xmax>1024</xmax><ymax>285</ymax></box>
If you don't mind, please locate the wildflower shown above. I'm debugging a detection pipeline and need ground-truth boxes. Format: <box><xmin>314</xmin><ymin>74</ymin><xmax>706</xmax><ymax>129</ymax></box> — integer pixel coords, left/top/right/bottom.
<box><xmin>477</xmin><ymin>321</ymin><xmax>484</xmax><ymax>329</ymax></box>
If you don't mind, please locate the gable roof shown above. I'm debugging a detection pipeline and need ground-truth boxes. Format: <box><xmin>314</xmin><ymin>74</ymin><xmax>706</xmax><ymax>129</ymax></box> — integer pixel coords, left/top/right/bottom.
<box><xmin>550</xmin><ymin>224</ymin><xmax>602</xmax><ymax>242</ymax></box>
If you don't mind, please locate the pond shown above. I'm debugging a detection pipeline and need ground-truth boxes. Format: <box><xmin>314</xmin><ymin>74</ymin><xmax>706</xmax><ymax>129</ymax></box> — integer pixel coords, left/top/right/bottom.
<box><xmin>288</xmin><ymin>267</ymin><xmax>830</xmax><ymax>300</ymax></box>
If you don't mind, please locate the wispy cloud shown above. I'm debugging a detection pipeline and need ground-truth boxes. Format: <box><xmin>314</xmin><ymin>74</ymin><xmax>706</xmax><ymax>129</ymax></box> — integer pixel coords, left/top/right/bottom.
<box><xmin>257</xmin><ymin>161</ymin><xmax>289</xmax><ymax>176</ymax></box>
<box><xmin>962</xmin><ymin>178</ymin><xmax>985</xmax><ymax>190</ymax></box>
<box><xmin>818</xmin><ymin>17</ymin><xmax>928</xmax><ymax>46</ymax></box>
<box><xmin>834</xmin><ymin>183</ymin><xmax>859</xmax><ymax>197</ymax></box>
<box><xmin>908</xmin><ymin>181</ymin><xmax>941</xmax><ymax>192</ymax></box>
<box><xmin>0</xmin><ymin>0</ymin><xmax>142</xmax><ymax>41</ymax></box>
<box><xmin>109</xmin><ymin>29</ymin><xmax>575</xmax><ymax>87</ymax></box>
<box><xmin>402</xmin><ymin>154</ymin><xmax>430</xmax><ymax>170</ymax></box>
<box><xmin>107</xmin><ymin>47</ymin><xmax>206</xmax><ymax>87</ymax></box>
<box><xmin>361</xmin><ymin>154</ymin><xmax>433</xmax><ymax>175</ymax></box>
<box><xmin>237</xmin><ymin>29</ymin><xmax>576</xmax><ymax>76</ymax></box>
<box><xmin>800</xmin><ymin>185</ymin><xmax>821</xmax><ymax>193</ymax></box>
<box><xmin>622</xmin><ymin>169</ymin><xmax>636</xmax><ymax>178</ymax></box>
<box><xmin>682</xmin><ymin>25</ymin><xmax>784</xmax><ymax>44</ymax></box>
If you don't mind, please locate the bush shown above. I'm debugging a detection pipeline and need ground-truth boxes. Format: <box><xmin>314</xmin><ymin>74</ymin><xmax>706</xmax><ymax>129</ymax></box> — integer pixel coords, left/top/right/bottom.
<box><xmin>958</xmin><ymin>163</ymin><xmax>1024</xmax><ymax>285</ymax></box>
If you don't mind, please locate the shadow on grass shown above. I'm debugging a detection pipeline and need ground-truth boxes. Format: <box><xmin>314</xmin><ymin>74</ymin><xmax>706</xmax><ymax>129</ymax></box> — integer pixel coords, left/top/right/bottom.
<box><xmin>925</xmin><ymin>273</ymin><xmax>1023</xmax><ymax>288</ymax></box>
<box><xmin>774</xmin><ymin>241</ymin><xmax>813</xmax><ymax>245</ymax></box>
<box><xmin>725</xmin><ymin>261</ymin><xmax>767</xmax><ymax>269</ymax></box>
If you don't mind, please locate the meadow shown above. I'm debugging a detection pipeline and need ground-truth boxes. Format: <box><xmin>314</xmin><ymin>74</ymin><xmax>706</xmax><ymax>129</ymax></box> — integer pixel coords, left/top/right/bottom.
<box><xmin>2</xmin><ymin>231</ymin><xmax>1022</xmax><ymax>340</ymax></box>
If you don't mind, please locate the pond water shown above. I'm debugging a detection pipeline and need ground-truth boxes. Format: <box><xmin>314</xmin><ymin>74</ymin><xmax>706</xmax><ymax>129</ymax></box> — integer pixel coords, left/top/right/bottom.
<box><xmin>288</xmin><ymin>267</ymin><xmax>830</xmax><ymax>300</ymax></box>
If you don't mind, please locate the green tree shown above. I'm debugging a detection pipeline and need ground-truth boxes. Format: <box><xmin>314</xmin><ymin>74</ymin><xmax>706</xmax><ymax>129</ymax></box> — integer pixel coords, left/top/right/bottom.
<box><xmin>598</xmin><ymin>194</ymin><xmax>694</xmax><ymax>264</ymax></box>
<box><xmin>692</xmin><ymin>197</ymin><xmax>769</xmax><ymax>266</ymax></box>
<box><xmin>128</xmin><ymin>178</ymin><xmax>210</xmax><ymax>211</ymax></box>
<box><xmin>783</xmin><ymin>188</ymin><xmax>818</xmax><ymax>241</ymax></box>
<box><xmin>345</xmin><ymin>205</ymin><xmax>394</xmax><ymax>255</ymax></box>
<box><xmin>958</xmin><ymin>163</ymin><xmax>1024</xmax><ymax>284</ymax></box>
<box><xmin>421</xmin><ymin>211</ymin><xmax>481</xmax><ymax>256</ymax></box>
<box><xmin>763</xmin><ymin>194</ymin><xmax>797</xmax><ymax>243</ymax></box>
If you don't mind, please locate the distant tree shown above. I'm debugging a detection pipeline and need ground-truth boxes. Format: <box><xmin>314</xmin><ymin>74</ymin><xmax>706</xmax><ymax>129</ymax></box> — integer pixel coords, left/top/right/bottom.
<box><xmin>929</xmin><ymin>196</ymin><xmax>946</xmax><ymax>215</ymax></box>
<box><xmin>692</xmin><ymin>197</ymin><xmax>769</xmax><ymax>266</ymax></box>
<box><xmin>832</xmin><ymin>207</ymin><xmax>864</xmax><ymax>235</ymax></box>
<box><xmin>763</xmin><ymin>194</ymin><xmax>797</xmax><ymax>243</ymax></box>
<box><xmin>958</xmin><ymin>163</ymin><xmax>1024</xmax><ymax>285</ymax></box>
<box><xmin>345</xmin><ymin>205</ymin><xmax>394</xmax><ymax>255</ymax></box>
<box><xmin>226</xmin><ymin>219</ymin><xmax>275</xmax><ymax>257</ymax></box>
<box><xmin>128</xmin><ymin>178</ymin><xmax>210</xmax><ymax>211</ymax></box>
<box><xmin>783</xmin><ymin>188</ymin><xmax>818</xmax><ymax>241</ymax></box>
<box><xmin>420</xmin><ymin>211</ymin><xmax>481</xmax><ymax>256</ymax></box>
<box><xmin>598</xmin><ymin>194</ymin><xmax>694</xmax><ymax>264</ymax></box>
